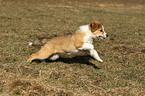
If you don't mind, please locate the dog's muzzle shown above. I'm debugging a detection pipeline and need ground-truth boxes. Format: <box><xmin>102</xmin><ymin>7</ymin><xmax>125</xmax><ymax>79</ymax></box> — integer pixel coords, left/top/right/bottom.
<box><xmin>98</xmin><ymin>36</ymin><xmax>106</xmax><ymax>39</ymax></box>
<box><xmin>98</xmin><ymin>34</ymin><xmax>109</xmax><ymax>39</ymax></box>
<box><xmin>106</xmin><ymin>34</ymin><xmax>109</xmax><ymax>38</ymax></box>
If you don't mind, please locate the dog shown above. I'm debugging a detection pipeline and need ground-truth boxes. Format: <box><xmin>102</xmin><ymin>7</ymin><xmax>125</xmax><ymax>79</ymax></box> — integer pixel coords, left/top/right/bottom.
<box><xmin>28</xmin><ymin>21</ymin><xmax>108</xmax><ymax>62</ymax></box>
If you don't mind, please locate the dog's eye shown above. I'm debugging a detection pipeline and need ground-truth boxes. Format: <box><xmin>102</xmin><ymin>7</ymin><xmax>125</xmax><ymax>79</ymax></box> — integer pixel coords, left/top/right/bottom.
<box><xmin>100</xmin><ymin>29</ymin><xmax>103</xmax><ymax>32</ymax></box>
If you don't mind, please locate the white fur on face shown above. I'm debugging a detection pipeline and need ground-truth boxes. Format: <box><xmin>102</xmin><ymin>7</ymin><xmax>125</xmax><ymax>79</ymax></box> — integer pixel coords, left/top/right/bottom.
<box><xmin>102</xmin><ymin>25</ymin><xmax>107</xmax><ymax>38</ymax></box>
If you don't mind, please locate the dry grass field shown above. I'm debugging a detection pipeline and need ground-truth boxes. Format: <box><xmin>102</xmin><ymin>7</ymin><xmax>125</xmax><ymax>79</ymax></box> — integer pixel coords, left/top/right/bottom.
<box><xmin>0</xmin><ymin>0</ymin><xmax>145</xmax><ymax>95</ymax></box>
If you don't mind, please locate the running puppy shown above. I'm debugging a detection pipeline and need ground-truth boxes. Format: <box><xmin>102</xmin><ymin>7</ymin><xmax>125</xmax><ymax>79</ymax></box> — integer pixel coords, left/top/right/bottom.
<box><xmin>28</xmin><ymin>21</ymin><xmax>108</xmax><ymax>62</ymax></box>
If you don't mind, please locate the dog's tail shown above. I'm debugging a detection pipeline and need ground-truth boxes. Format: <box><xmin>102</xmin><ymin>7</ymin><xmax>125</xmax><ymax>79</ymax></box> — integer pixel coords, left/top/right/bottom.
<box><xmin>28</xmin><ymin>38</ymin><xmax>49</xmax><ymax>46</ymax></box>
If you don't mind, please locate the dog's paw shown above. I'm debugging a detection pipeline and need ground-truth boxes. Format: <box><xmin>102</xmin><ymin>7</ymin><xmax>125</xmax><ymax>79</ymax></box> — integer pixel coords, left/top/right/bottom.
<box><xmin>98</xmin><ymin>58</ymin><xmax>103</xmax><ymax>63</ymax></box>
<box><xmin>67</xmin><ymin>53</ymin><xmax>72</xmax><ymax>55</ymax></box>
<box><xmin>28</xmin><ymin>42</ymin><xmax>33</xmax><ymax>46</ymax></box>
<box><xmin>49</xmin><ymin>54</ymin><xmax>59</xmax><ymax>60</ymax></box>
<box><xmin>27</xmin><ymin>58</ymin><xmax>32</xmax><ymax>63</ymax></box>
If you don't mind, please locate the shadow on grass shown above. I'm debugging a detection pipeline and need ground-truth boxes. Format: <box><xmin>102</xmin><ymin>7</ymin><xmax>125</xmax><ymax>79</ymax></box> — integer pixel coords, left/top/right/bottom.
<box><xmin>33</xmin><ymin>55</ymin><xmax>100</xmax><ymax>69</ymax></box>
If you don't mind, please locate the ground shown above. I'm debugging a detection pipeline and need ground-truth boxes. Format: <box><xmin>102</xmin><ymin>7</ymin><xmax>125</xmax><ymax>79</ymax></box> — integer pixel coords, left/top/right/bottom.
<box><xmin>0</xmin><ymin>0</ymin><xmax>145</xmax><ymax>95</ymax></box>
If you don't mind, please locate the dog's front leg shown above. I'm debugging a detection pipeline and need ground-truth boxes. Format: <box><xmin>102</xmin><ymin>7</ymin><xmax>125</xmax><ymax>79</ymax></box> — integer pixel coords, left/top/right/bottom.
<box><xmin>79</xmin><ymin>43</ymin><xmax>103</xmax><ymax>62</ymax></box>
<box><xmin>90</xmin><ymin>49</ymin><xmax>103</xmax><ymax>62</ymax></box>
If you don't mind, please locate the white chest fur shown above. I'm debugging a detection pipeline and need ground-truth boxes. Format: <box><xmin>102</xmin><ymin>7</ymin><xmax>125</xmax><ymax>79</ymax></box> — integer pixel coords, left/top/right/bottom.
<box><xmin>83</xmin><ymin>34</ymin><xmax>93</xmax><ymax>44</ymax></box>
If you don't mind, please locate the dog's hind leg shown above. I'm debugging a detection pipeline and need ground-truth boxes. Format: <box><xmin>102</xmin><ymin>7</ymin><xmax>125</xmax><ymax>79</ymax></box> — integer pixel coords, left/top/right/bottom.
<box><xmin>28</xmin><ymin>45</ymin><xmax>54</xmax><ymax>62</ymax></box>
<box><xmin>49</xmin><ymin>54</ymin><xmax>59</xmax><ymax>60</ymax></box>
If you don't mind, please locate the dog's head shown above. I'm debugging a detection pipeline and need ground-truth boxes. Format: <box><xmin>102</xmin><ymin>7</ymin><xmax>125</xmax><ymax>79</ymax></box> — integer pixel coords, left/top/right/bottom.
<box><xmin>89</xmin><ymin>21</ymin><xmax>108</xmax><ymax>39</ymax></box>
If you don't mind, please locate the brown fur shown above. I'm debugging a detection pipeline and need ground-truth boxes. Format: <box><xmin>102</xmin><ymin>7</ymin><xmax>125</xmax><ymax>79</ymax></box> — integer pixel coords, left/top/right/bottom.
<box><xmin>28</xmin><ymin>33</ymin><xmax>86</xmax><ymax>62</ymax></box>
<box><xmin>28</xmin><ymin>21</ymin><xmax>108</xmax><ymax>62</ymax></box>
<box><xmin>89</xmin><ymin>21</ymin><xmax>102</xmax><ymax>32</ymax></box>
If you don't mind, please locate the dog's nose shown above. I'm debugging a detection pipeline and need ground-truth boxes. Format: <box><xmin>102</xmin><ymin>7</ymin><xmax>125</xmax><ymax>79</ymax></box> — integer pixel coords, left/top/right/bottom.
<box><xmin>106</xmin><ymin>34</ymin><xmax>109</xmax><ymax>37</ymax></box>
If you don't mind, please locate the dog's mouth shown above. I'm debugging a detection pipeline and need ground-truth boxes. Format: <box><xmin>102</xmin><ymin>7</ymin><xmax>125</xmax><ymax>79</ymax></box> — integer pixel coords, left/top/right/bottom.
<box><xmin>98</xmin><ymin>36</ymin><xmax>106</xmax><ymax>39</ymax></box>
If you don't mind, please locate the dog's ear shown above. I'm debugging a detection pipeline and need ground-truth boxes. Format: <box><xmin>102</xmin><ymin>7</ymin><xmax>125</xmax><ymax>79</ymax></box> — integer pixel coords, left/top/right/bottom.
<box><xmin>89</xmin><ymin>21</ymin><xmax>101</xmax><ymax>32</ymax></box>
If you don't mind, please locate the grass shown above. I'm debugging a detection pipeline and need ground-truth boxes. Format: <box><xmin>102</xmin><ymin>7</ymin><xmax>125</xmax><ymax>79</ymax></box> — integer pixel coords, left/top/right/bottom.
<box><xmin>0</xmin><ymin>0</ymin><xmax>145</xmax><ymax>95</ymax></box>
